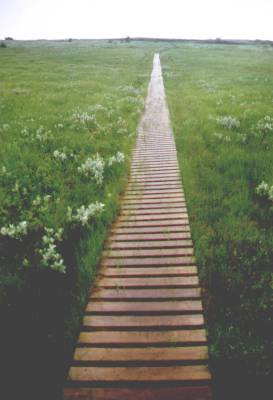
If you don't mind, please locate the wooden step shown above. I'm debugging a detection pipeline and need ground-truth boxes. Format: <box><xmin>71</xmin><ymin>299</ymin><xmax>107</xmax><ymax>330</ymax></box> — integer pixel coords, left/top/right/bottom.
<box><xmin>86</xmin><ymin>300</ymin><xmax>203</xmax><ymax>314</ymax></box>
<box><xmin>63</xmin><ymin>53</ymin><xmax>211</xmax><ymax>399</ymax></box>
<box><xmin>64</xmin><ymin>386</ymin><xmax>212</xmax><ymax>400</ymax></box>
<box><xmin>90</xmin><ymin>287</ymin><xmax>202</xmax><ymax>301</ymax></box>
<box><xmin>73</xmin><ymin>346</ymin><xmax>208</xmax><ymax>363</ymax></box>
<box><xmin>67</xmin><ymin>364</ymin><xmax>210</xmax><ymax>383</ymax></box>
<box><xmin>78</xmin><ymin>329</ymin><xmax>207</xmax><ymax>345</ymax></box>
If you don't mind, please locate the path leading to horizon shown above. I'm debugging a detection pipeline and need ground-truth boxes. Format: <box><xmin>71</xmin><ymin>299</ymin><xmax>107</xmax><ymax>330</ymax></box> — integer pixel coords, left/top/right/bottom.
<box><xmin>63</xmin><ymin>53</ymin><xmax>212</xmax><ymax>400</ymax></box>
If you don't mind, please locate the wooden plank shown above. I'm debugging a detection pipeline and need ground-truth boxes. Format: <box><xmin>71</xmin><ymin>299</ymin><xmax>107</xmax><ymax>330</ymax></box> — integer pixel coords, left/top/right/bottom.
<box><xmin>96</xmin><ymin>276</ymin><xmax>199</xmax><ymax>288</ymax></box>
<box><xmin>64</xmin><ymin>385</ymin><xmax>212</xmax><ymax>400</ymax></box>
<box><xmin>90</xmin><ymin>287</ymin><xmax>202</xmax><ymax>300</ymax></box>
<box><xmin>74</xmin><ymin>346</ymin><xmax>208</xmax><ymax>362</ymax></box>
<box><xmin>116</xmin><ymin>220</ymin><xmax>190</xmax><ymax>228</ymax></box>
<box><xmin>120</xmin><ymin>207</ymin><xmax>187</xmax><ymax>215</ymax></box>
<box><xmin>125</xmin><ymin>190</ymin><xmax>184</xmax><ymax>196</ymax></box>
<box><xmin>83</xmin><ymin>314</ymin><xmax>204</xmax><ymax>329</ymax></box>
<box><xmin>127</xmin><ymin>183</ymin><xmax>182</xmax><ymax>189</ymax></box>
<box><xmin>102</xmin><ymin>248</ymin><xmax>194</xmax><ymax>258</ymax></box>
<box><xmin>123</xmin><ymin>192</ymin><xmax>184</xmax><ymax>200</ymax></box>
<box><xmin>100</xmin><ymin>256</ymin><xmax>196</xmax><ymax>268</ymax></box>
<box><xmin>101</xmin><ymin>266</ymin><xmax>197</xmax><ymax>277</ymax></box>
<box><xmin>106</xmin><ymin>239</ymin><xmax>193</xmax><ymax>249</ymax></box>
<box><xmin>111</xmin><ymin>226</ymin><xmax>191</xmax><ymax>235</ymax></box>
<box><xmin>86</xmin><ymin>300</ymin><xmax>202</xmax><ymax>313</ymax></box>
<box><xmin>68</xmin><ymin>365</ymin><xmax>210</xmax><ymax>383</ymax></box>
<box><xmin>122</xmin><ymin>202</ymin><xmax>186</xmax><ymax>208</ymax></box>
<box><xmin>118</xmin><ymin>214</ymin><xmax>189</xmax><ymax>222</ymax></box>
<box><xmin>78</xmin><ymin>329</ymin><xmax>207</xmax><ymax>345</ymax></box>
<box><xmin>108</xmin><ymin>232</ymin><xmax>192</xmax><ymax>242</ymax></box>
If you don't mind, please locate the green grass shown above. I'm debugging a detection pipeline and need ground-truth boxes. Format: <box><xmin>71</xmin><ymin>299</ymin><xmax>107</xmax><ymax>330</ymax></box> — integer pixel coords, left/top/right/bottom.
<box><xmin>161</xmin><ymin>43</ymin><xmax>273</xmax><ymax>399</ymax></box>
<box><xmin>0</xmin><ymin>40</ymin><xmax>153</xmax><ymax>400</ymax></box>
<box><xmin>1</xmin><ymin>39</ymin><xmax>272</xmax><ymax>400</ymax></box>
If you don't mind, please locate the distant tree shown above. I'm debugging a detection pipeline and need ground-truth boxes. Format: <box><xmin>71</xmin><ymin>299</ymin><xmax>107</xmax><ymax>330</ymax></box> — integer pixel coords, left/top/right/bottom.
<box><xmin>125</xmin><ymin>36</ymin><xmax>131</xmax><ymax>43</ymax></box>
<box><xmin>68</xmin><ymin>38</ymin><xmax>73</xmax><ymax>43</ymax></box>
<box><xmin>108</xmin><ymin>39</ymin><xmax>113</xmax><ymax>44</ymax></box>
<box><xmin>1</xmin><ymin>42</ymin><xmax>7</xmax><ymax>48</ymax></box>
<box><xmin>216</xmin><ymin>37</ymin><xmax>222</xmax><ymax>42</ymax></box>
<box><xmin>5</xmin><ymin>37</ymin><xmax>14</xmax><ymax>40</ymax></box>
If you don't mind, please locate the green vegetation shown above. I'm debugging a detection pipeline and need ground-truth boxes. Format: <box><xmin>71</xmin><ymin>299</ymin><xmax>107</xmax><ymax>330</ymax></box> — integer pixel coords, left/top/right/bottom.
<box><xmin>161</xmin><ymin>44</ymin><xmax>273</xmax><ymax>399</ymax></box>
<box><xmin>0</xmin><ymin>40</ymin><xmax>152</xmax><ymax>399</ymax></box>
<box><xmin>1</xmin><ymin>39</ymin><xmax>272</xmax><ymax>400</ymax></box>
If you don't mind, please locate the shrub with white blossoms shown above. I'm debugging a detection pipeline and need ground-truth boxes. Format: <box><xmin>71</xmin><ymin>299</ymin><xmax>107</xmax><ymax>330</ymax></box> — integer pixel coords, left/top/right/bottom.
<box><xmin>35</xmin><ymin>126</ymin><xmax>53</xmax><ymax>142</ymax></box>
<box><xmin>53</xmin><ymin>149</ymin><xmax>67</xmax><ymax>162</ymax></box>
<box><xmin>108</xmin><ymin>151</ymin><xmax>125</xmax><ymax>166</ymax></box>
<box><xmin>67</xmin><ymin>202</ymin><xmax>104</xmax><ymax>226</ymax></box>
<box><xmin>72</xmin><ymin>108</ymin><xmax>100</xmax><ymax>132</ymax></box>
<box><xmin>32</xmin><ymin>194</ymin><xmax>52</xmax><ymax>212</ymax></box>
<box><xmin>256</xmin><ymin>181</ymin><xmax>273</xmax><ymax>201</ymax></box>
<box><xmin>216</xmin><ymin>116</ymin><xmax>240</xmax><ymax>130</ymax></box>
<box><xmin>255</xmin><ymin>116</ymin><xmax>273</xmax><ymax>142</ymax></box>
<box><xmin>78</xmin><ymin>153</ymin><xmax>105</xmax><ymax>185</ymax></box>
<box><xmin>39</xmin><ymin>227</ymin><xmax>66</xmax><ymax>273</ymax></box>
<box><xmin>1</xmin><ymin>221</ymin><xmax>28</xmax><ymax>240</ymax></box>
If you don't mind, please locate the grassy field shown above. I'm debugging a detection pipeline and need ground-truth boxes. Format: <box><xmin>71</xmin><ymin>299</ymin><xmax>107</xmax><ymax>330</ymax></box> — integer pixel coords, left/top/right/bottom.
<box><xmin>161</xmin><ymin>43</ymin><xmax>273</xmax><ymax>399</ymax></box>
<box><xmin>0</xmin><ymin>40</ymin><xmax>152</xmax><ymax>400</ymax></box>
<box><xmin>0</xmin><ymin>40</ymin><xmax>272</xmax><ymax>400</ymax></box>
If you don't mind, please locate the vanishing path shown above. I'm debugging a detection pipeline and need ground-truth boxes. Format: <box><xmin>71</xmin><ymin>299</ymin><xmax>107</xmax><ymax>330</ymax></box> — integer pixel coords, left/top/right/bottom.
<box><xmin>64</xmin><ymin>54</ymin><xmax>212</xmax><ymax>399</ymax></box>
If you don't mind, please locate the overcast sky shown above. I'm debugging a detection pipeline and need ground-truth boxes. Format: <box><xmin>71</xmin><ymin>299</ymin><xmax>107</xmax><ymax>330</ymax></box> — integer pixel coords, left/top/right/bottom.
<box><xmin>0</xmin><ymin>0</ymin><xmax>273</xmax><ymax>40</ymax></box>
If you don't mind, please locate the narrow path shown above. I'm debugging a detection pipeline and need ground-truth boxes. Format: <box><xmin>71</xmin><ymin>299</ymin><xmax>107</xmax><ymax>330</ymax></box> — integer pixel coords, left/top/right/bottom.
<box><xmin>63</xmin><ymin>54</ymin><xmax>212</xmax><ymax>400</ymax></box>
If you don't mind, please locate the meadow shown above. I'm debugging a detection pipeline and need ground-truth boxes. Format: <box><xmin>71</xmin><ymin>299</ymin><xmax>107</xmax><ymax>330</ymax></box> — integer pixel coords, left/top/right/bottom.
<box><xmin>0</xmin><ymin>39</ymin><xmax>272</xmax><ymax>399</ymax></box>
<box><xmin>161</xmin><ymin>43</ymin><xmax>273</xmax><ymax>398</ymax></box>
<box><xmin>0</xmin><ymin>40</ymin><xmax>152</xmax><ymax>399</ymax></box>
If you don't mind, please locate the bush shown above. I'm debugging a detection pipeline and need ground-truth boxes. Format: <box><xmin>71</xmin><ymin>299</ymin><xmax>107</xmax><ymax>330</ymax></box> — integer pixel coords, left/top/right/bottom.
<box><xmin>1</xmin><ymin>42</ymin><xmax>7</xmax><ymax>48</ymax></box>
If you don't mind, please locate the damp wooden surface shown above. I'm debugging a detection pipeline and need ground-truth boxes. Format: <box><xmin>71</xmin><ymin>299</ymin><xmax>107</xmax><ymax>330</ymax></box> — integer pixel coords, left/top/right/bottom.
<box><xmin>63</xmin><ymin>53</ymin><xmax>211</xmax><ymax>399</ymax></box>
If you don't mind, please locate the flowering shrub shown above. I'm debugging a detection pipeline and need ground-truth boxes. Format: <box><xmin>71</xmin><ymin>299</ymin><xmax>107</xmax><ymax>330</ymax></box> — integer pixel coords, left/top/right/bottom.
<box><xmin>1</xmin><ymin>221</ymin><xmax>28</xmax><ymax>239</ymax></box>
<box><xmin>78</xmin><ymin>153</ymin><xmax>105</xmax><ymax>185</ymax></box>
<box><xmin>216</xmin><ymin>115</ymin><xmax>240</xmax><ymax>130</ymax></box>
<box><xmin>108</xmin><ymin>151</ymin><xmax>125</xmax><ymax>166</ymax></box>
<box><xmin>255</xmin><ymin>116</ymin><xmax>273</xmax><ymax>143</ymax></box>
<box><xmin>39</xmin><ymin>227</ymin><xmax>65</xmax><ymax>273</ymax></box>
<box><xmin>256</xmin><ymin>181</ymin><xmax>273</xmax><ymax>201</ymax></box>
<box><xmin>72</xmin><ymin>108</ymin><xmax>100</xmax><ymax>132</ymax></box>
<box><xmin>53</xmin><ymin>150</ymin><xmax>67</xmax><ymax>162</ymax></box>
<box><xmin>67</xmin><ymin>202</ymin><xmax>104</xmax><ymax>226</ymax></box>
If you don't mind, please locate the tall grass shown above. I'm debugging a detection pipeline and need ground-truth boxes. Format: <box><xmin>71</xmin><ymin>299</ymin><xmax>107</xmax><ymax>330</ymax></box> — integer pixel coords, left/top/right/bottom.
<box><xmin>0</xmin><ymin>40</ymin><xmax>152</xmax><ymax>400</ymax></box>
<box><xmin>162</xmin><ymin>44</ymin><xmax>273</xmax><ymax>399</ymax></box>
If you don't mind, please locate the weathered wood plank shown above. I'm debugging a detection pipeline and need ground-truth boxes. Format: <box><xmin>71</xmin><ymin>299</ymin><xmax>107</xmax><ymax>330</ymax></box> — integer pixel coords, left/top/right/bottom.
<box><xmin>74</xmin><ymin>346</ymin><xmax>208</xmax><ymax>362</ymax></box>
<box><xmin>106</xmin><ymin>239</ymin><xmax>193</xmax><ymax>249</ymax></box>
<box><xmin>68</xmin><ymin>365</ymin><xmax>210</xmax><ymax>383</ymax></box>
<box><xmin>108</xmin><ymin>232</ymin><xmax>192</xmax><ymax>242</ymax></box>
<box><xmin>86</xmin><ymin>300</ymin><xmax>202</xmax><ymax>313</ymax></box>
<box><xmin>78</xmin><ymin>329</ymin><xmax>207</xmax><ymax>345</ymax></box>
<box><xmin>63</xmin><ymin>385</ymin><xmax>212</xmax><ymax>400</ymax></box>
<box><xmin>100</xmin><ymin>256</ymin><xmax>196</xmax><ymax>268</ymax></box>
<box><xmin>90</xmin><ymin>287</ymin><xmax>202</xmax><ymax>300</ymax></box>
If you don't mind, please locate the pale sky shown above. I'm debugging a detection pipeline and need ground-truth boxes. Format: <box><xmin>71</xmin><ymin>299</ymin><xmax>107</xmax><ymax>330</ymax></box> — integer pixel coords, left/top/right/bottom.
<box><xmin>0</xmin><ymin>0</ymin><xmax>273</xmax><ymax>41</ymax></box>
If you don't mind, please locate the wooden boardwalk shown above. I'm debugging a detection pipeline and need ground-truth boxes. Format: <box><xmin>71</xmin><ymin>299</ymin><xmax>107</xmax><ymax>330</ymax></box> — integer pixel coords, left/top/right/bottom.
<box><xmin>63</xmin><ymin>54</ymin><xmax>212</xmax><ymax>400</ymax></box>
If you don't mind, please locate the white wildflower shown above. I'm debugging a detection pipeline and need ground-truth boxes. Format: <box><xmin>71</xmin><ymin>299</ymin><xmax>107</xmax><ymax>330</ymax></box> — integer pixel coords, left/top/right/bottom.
<box><xmin>78</xmin><ymin>153</ymin><xmax>105</xmax><ymax>185</ymax></box>
<box><xmin>39</xmin><ymin>227</ymin><xmax>65</xmax><ymax>273</ymax></box>
<box><xmin>108</xmin><ymin>151</ymin><xmax>125</xmax><ymax>166</ymax></box>
<box><xmin>256</xmin><ymin>181</ymin><xmax>269</xmax><ymax>197</ymax></box>
<box><xmin>53</xmin><ymin>150</ymin><xmax>67</xmax><ymax>162</ymax></box>
<box><xmin>1</xmin><ymin>221</ymin><xmax>28</xmax><ymax>239</ymax></box>
<box><xmin>33</xmin><ymin>195</ymin><xmax>42</xmax><ymax>206</ymax></box>
<box><xmin>216</xmin><ymin>116</ymin><xmax>240</xmax><ymax>130</ymax></box>
<box><xmin>67</xmin><ymin>202</ymin><xmax>104</xmax><ymax>226</ymax></box>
